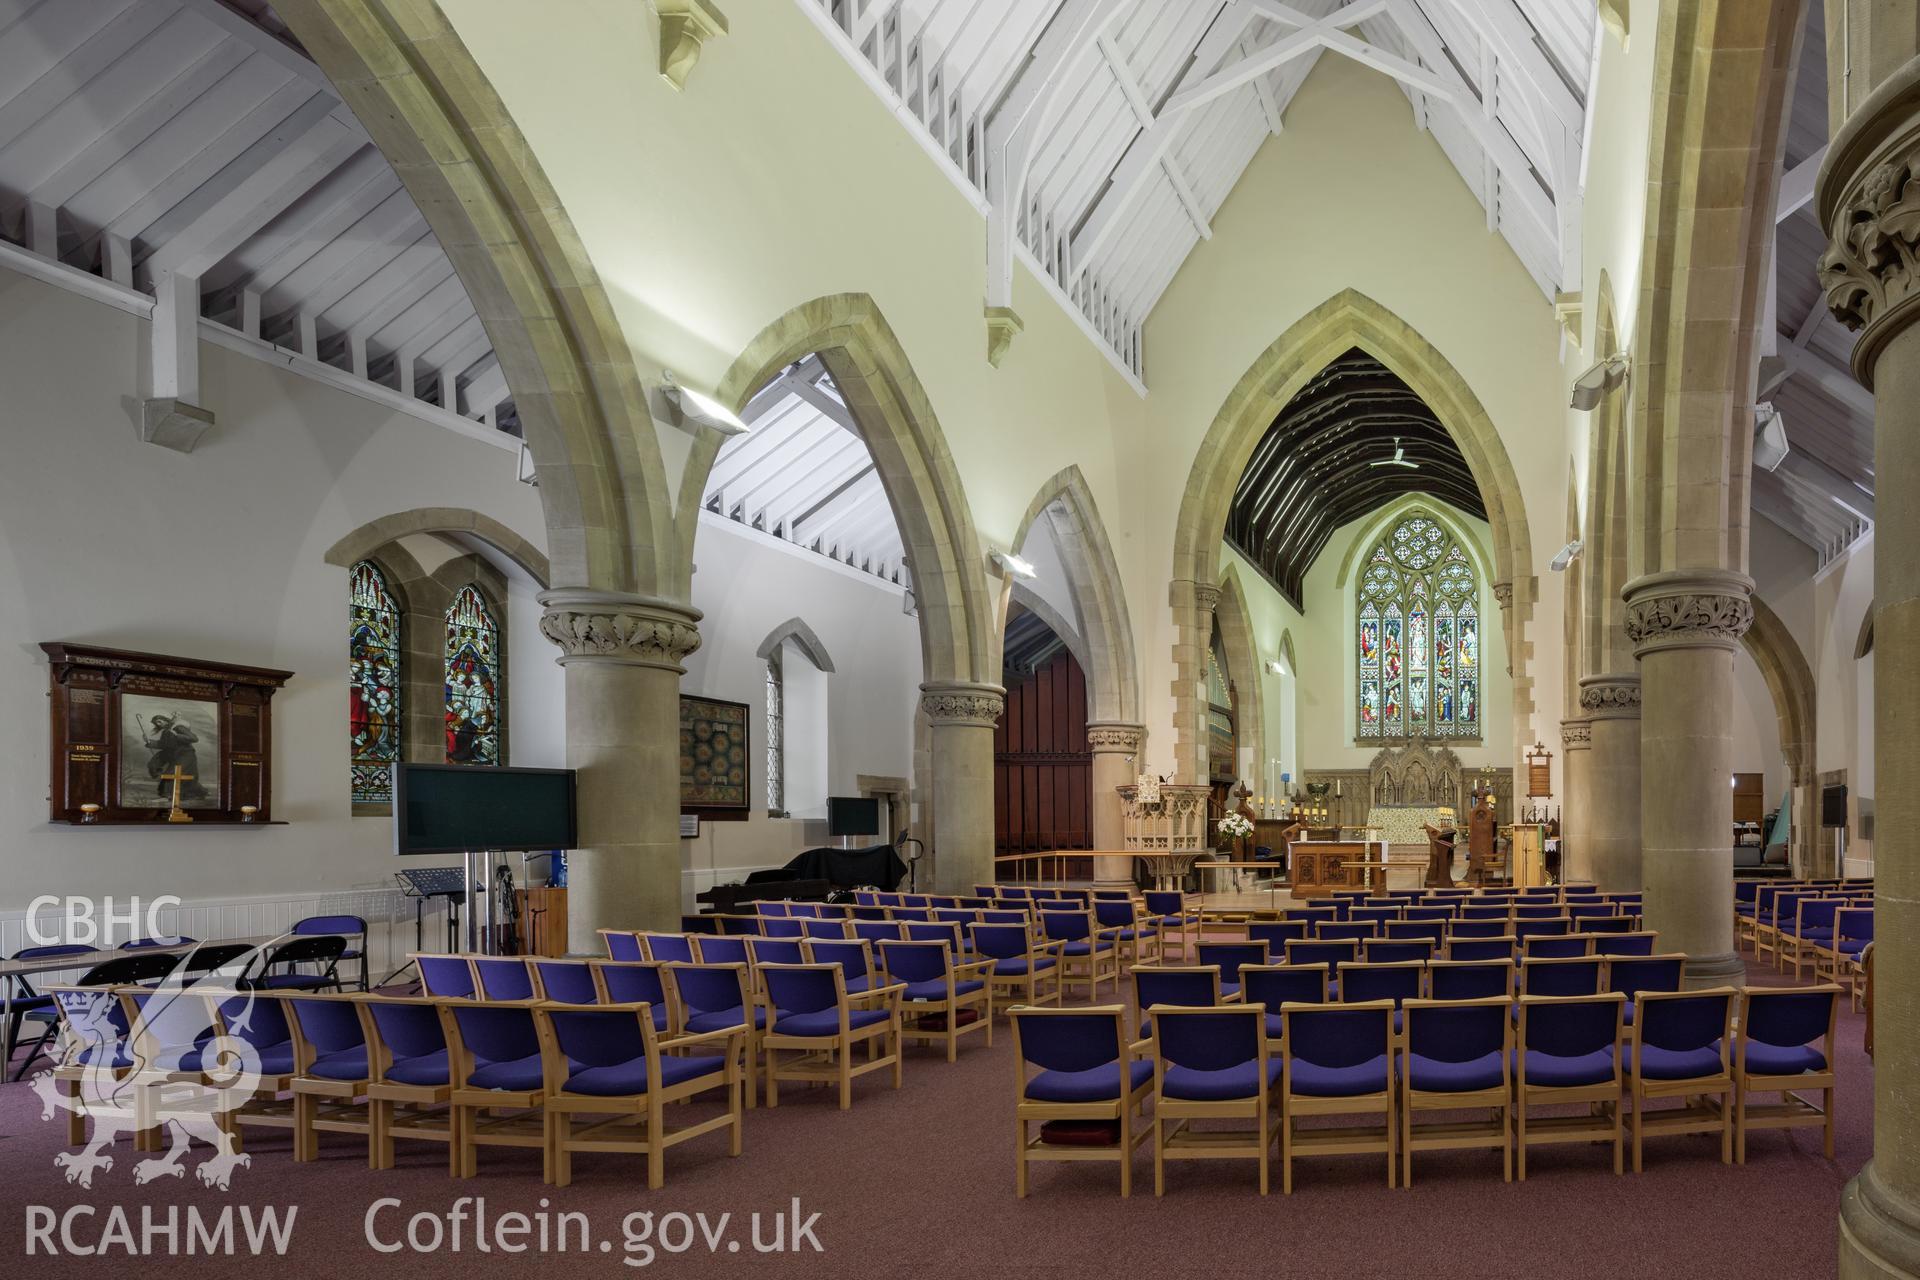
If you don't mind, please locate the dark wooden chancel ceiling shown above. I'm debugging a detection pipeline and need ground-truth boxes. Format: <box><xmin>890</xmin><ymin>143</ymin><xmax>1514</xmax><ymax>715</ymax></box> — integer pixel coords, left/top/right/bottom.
<box><xmin>1225</xmin><ymin>348</ymin><xmax>1485</xmax><ymax>608</ymax></box>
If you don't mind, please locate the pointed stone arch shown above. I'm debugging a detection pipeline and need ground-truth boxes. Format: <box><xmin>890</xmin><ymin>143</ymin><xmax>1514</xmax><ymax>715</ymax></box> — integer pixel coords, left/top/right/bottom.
<box><xmin>1742</xmin><ymin>596</ymin><xmax>1818</xmax><ymax>874</ymax></box>
<box><xmin>324</xmin><ymin>507</ymin><xmax>550</xmax><ymax>586</ymax></box>
<box><xmin>1009</xmin><ymin>465</ymin><xmax>1141</xmax><ymax>726</ymax></box>
<box><xmin>1172</xmin><ymin>289</ymin><xmax>1536</xmax><ymax>783</ymax></box>
<box><xmin>756</xmin><ymin>617</ymin><xmax>836</xmax><ymax>674</ymax></box>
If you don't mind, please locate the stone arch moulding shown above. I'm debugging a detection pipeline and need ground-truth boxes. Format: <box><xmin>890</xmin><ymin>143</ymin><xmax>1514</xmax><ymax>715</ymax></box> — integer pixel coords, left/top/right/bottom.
<box><xmin>1212</xmin><ymin>562</ymin><xmax>1265</xmax><ymax>794</ymax></box>
<box><xmin>756</xmin><ymin>617</ymin><xmax>837</xmax><ymax>674</ymax></box>
<box><xmin>1583</xmin><ymin>270</ymin><xmax>1634</xmax><ymax>678</ymax></box>
<box><xmin>324</xmin><ymin>507</ymin><xmax>552</xmax><ymax>588</ymax></box>
<box><xmin>1854</xmin><ymin>602</ymin><xmax>1875</xmax><ymax>660</ymax></box>
<box><xmin>274</xmin><ymin>0</ymin><xmax>679</xmax><ymax>600</ymax></box>
<box><xmin>1332</xmin><ymin>493</ymin><xmax>1499</xmax><ymax>593</ymax></box>
<box><xmin>714</xmin><ymin>293</ymin><xmax>999</xmax><ymax>694</ymax></box>
<box><xmin>1006</xmin><ymin>583</ymin><xmax>1093</xmax><ymax>680</ymax></box>
<box><xmin>1170</xmin><ymin>289</ymin><xmax>1537</xmax><ymax>783</ymax></box>
<box><xmin>1008</xmin><ymin>464</ymin><xmax>1142</xmax><ymax>726</ymax></box>
<box><xmin>1741</xmin><ymin>596</ymin><xmax>1817</xmax><ymax>875</ymax></box>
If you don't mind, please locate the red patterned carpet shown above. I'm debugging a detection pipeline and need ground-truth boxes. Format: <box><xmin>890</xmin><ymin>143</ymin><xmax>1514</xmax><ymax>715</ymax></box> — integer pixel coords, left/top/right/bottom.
<box><xmin>0</xmin><ymin>957</ymin><xmax>1866</xmax><ymax>1279</ymax></box>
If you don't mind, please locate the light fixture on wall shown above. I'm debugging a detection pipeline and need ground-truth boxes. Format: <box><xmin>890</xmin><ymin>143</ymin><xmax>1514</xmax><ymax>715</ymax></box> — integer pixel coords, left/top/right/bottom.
<box><xmin>659</xmin><ymin>372</ymin><xmax>751</xmax><ymax>436</ymax></box>
<box><xmin>1549</xmin><ymin>540</ymin><xmax>1584</xmax><ymax>572</ymax></box>
<box><xmin>1570</xmin><ymin>354</ymin><xmax>1630</xmax><ymax>410</ymax></box>
<box><xmin>992</xmin><ymin>550</ymin><xmax>1037</xmax><ymax>579</ymax></box>
<box><xmin>1265</xmin><ymin>659</ymin><xmax>1285</xmax><ymax>675</ymax></box>
<box><xmin>1754</xmin><ymin>401</ymin><xmax>1791</xmax><ymax>472</ymax></box>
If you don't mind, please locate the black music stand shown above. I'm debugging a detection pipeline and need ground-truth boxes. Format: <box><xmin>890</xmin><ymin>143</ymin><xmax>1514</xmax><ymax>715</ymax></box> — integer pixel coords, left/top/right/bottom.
<box><xmin>382</xmin><ymin>867</ymin><xmax>469</xmax><ymax>986</ymax></box>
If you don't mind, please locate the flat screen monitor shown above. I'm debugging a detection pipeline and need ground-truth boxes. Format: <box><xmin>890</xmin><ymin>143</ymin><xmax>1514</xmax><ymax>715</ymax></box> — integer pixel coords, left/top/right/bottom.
<box><xmin>1821</xmin><ymin>783</ymin><xmax>1848</xmax><ymax>828</ymax></box>
<box><xmin>395</xmin><ymin>764</ymin><xmax>577</xmax><ymax>856</ymax></box>
<box><xmin>827</xmin><ymin>795</ymin><xmax>880</xmax><ymax>838</ymax></box>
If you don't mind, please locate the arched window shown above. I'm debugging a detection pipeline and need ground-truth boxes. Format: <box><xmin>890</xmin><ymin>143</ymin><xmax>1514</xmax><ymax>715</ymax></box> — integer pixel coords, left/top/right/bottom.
<box><xmin>1357</xmin><ymin>512</ymin><xmax>1480</xmax><ymax>740</ymax></box>
<box><xmin>765</xmin><ymin>653</ymin><xmax>785</xmax><ymax>815</ymax></box>
<box><xmin>349</xmin><ymin>560</ymin><xmax>403</xmax><ymax>804</ymax></box>
<box><xmin>444</xmin><ymin>584</ymin><xmax>503</xmax><ymax>765</ymax></box>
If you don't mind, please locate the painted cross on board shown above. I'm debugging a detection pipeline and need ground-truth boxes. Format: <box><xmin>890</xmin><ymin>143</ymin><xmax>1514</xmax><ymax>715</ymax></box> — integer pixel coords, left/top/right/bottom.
<box><xmin>159</xmin><ymin>766</ymin><xmax>195</xmax><ymax>824</ymax></box>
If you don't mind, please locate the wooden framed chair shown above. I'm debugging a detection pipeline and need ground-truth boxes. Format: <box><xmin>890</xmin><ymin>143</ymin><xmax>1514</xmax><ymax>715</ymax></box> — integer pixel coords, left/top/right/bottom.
<box><xmin>358</xmin><ymin>994</ymin><xmax>457</xmax><ymax>1171</ymax></box>
<box><xmin>282</xmin><ymin>992</ymin><xmax>373</xmax><ymax>1163</ymax></box>
<box><xmin>1130</xmin><ymin>966</ymin><xmax>1224</xmax><ymax>1044</ymax></box>
<box><xmin>473</xmin><ymin>956</ymin><xmax>537</xmax><ymax>1001</ymax></box>
<box><xmin>534</xmin><ymin>1000</ymin><xmax>743</xmax><ymax>1189</ymax></box>
<box><xmin>413</xmin><ymin>954</ymin><xmax>477</xmax><ymax>999</ymax></box>
<box><xmin>1400</xmin><ymin>997</ymin><xmax>1512</xmax><ymax>1185</ymax></box>
<box><xmin>1093</xmin><ymin>898</ymin><xmax>1162</xmax><ymax>968</ymax></box>
<box><xmin>591</xmin><ymin>961</ymin><xmax>681</xmax><ymax>1036</ymax></box>
<box><xmin>1628</xmin><ymin>988</ymin><xmax>1736</xmax><ymax>1172</ymax></box>
<box><xmin>662</xmin><ymin>962</ymin><xmax>762</xmax><ymax>1107</ymax></box>
<box><xmin>1152</xmin><ymin>1005</ymin><xmax>1282</xmax><ymax>1195</ymax></box>
<box><xmin>1753</xmin><ymin>890</ymin><xmax>1814</xmax><ymax>968</ymax></box>
<box><xmin>439</xmin><ymin>1000</ymin><xmax>552</xmax><ymax>1181</ymax></box>
<box><xmin>1143</xmin><ymin>891</ymin><xmax>1202</xmax><ymax>961</ymax></box>
<box><xmin>1813</xmin><ymin>907</ymin><xmax>1872</xmax><ymax>1006</ymax></box>
<box><xmin>1038</xmin><ymin>910</ymin><xmax>1121</xmax><ymax>999</ymax></box>
<box><xmin>1009</xmin><ymin>1006</ymin><xmax>1152</xmax><ymax>1197</ymax></box>
<box><xmin>878</xmin><ymin>940</ymin><xmax>994</xmax><ymax>1061</ymax></box>
<box><xmin>1735</xmin><ymin>985</ymin><xmax>1840</xmax><ymax>1163</ymax></box>
<box><xmin>759</xmin><ymin>963</ymin><xmax>904</xmax><ymax>1109</ymax></box>
<box><xmin>1279</xmin><ymin>1000</ymin><xmax>1397</xmax><ymax>1193</ymax></box>
<box><xmin>1514</xmin><ymin>993</ymin><xmax>1625</xmax><ymax>1179</ymax></box>
<box><xmin>1781</xmin><ymin>897</ymin><xmax>1842</xmax><ymax>979</ymax></box>
<box><xmin>599</xmin><ymin>930</ymin><xmax>645</xmax><ymax>960</ymax></box>
<box><xmin>530</xmin><ymin>959</ymin><xmax>601</xmax><ymax>1005</ymax></box>
<box><xmin>969</xmin><ymin>923</ymin><xmax>1064</xmax><ymax>1016</ymax></box>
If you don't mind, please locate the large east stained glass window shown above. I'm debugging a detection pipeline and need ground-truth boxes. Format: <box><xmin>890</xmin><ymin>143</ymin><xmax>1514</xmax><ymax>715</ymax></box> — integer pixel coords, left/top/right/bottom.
<box><xmin>1356</xmin><ymin>513</ymin><xmax>1480</xmax><ymax>740</ymax></box>
<box><xmin>444</xmin><ymin>584</ymin><xmax>503</xmax><ymax>766</ymax></box>
<box><xmin>349</xmin><ymin>560</ymin><xmax>402</xmax><ymax>805</ymax></box>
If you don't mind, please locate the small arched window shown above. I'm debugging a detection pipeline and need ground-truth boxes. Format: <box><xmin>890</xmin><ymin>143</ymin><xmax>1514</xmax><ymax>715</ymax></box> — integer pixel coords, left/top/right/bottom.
<box><xmin>349</xmin><ymin>560</ymin><xmax>403</xmax><ymax>804</ymax></box>
<box><xmin>765</xmin><ymin>653</ymin><xmax>785</xmax><ymax>815</ymax></box>
<box><xmin>445</xmin><ymin>584</ymin><xmax>503</xmax><ymax>765</ymax></box>
<box><xmin>1356</xmin><ymin>512</ymin><xmax>1480</xmax><ymax>740</ymax></box>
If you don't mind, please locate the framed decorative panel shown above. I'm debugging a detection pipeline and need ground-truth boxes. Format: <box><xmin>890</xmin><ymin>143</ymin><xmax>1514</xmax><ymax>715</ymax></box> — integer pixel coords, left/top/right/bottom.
<box><xmin>680</xmin><ymin>694</ymin><xmax>750</xmax><ymax>820</ymax></box>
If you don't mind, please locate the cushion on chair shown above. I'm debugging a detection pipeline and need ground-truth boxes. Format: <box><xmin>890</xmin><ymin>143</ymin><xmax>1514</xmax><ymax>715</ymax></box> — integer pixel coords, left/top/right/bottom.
<box><xmin>1163</xmin><ymin>1057</ymin><xmax>1284</xmax><ymax>1101</ymax></box>
<box><xmin>771</xmin><ymin>1008</ymin><xmax>890</xmax><ymax>1038</ymax></box>
<box><xmin>565</xmin><ymin>1054</ymin><xmax>727</xmax><ymax>1097</ymax></box>
<box><xmin>1743</xmin><ymin>1042</ymin><xmax>1827</xmax><ymax>1075</ymax></box>
<box><xmin>1632</xmin><ymin>1044</ymin><xmax>1724</xmax><ymax>1081</ymax></box>
<box><xmin>307</xmin><ymin>1046</ymin><xmax>370</xmax><ymax>1082</ymax></box>
<box><xmin>1838</xmin><ymin>938</ymin><xmax>1869</xmax><ymax>955</ymax></box>
<box><xmin>1517</xmin><ymin>1048</ymin><xmax>1615</xmax><ymax>1087</ymax></box>
<box><xmin>384</xmin><ymin>1050</ymin><xmax>452</xmax><ymax>1087</ymax></box>
<box><xmin>1798</xmin><ymin>928</ymin><xmax>1834</xmax><ymax>943</ymax></box>
<box><xmin>1407</xmin><ymin>1050</ymin><xmax>1504</xmax><ymax>1093</ymax></box>
<box><xmin>1025</xmin><ymin>1059</ymin><xmax>1153</xmax><ymax>1103</ymax></box>
<box><xmin>993</xmin><ymin>958</ymin><xmax>1057</xmax><ymax>976</ymax></box>
<box><xmin>1286</xmin><ymin>1055</ymin><xmax>1389</xmax><ymax>1098</ymax></box>
<box><xmin>903</xmin><ymin>979</ymin><xmax>984</xmax><ymax>1002</ymax></box>
<box><xmin>685</xmin><ymin>1006</ymin><xmax>767</xmax><ymax>1033</ymax></box>
<box><xmin>254</xmin><ymin>1042</ymin><xmax>297</xmax><ymax>1076</ymax></box>
<box><xmin>467</xmin><ymin>1052</ymin><xmax>545</xmax><ymax>1092</ymax></box>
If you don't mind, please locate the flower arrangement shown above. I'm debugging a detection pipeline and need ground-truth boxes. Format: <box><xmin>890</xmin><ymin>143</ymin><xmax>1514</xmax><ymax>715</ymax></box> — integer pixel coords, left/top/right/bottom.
<box><xmin>1218</xmin><ymin>812</ymin><xmax>1255</xmax><ymax>840</ymax></box>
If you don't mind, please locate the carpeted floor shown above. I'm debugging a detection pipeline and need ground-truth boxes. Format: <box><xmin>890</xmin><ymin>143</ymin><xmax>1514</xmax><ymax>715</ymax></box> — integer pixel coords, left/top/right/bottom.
<box><xmin>0</xmin><ymin>956</ymin><xmax>1866</xmax><ymax>1279</ymax></box>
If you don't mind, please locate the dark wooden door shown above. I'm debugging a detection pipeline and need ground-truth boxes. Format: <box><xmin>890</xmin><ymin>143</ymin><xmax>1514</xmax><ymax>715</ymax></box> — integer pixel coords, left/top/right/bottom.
<box><xmin>994</xmin><ymin>649</ymin><xmax>1091</xmax><ymax>855</ymax></box>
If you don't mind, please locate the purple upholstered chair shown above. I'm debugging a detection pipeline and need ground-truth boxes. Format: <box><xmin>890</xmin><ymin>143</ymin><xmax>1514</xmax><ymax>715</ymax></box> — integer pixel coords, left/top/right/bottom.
<box><xmin>1459</xmin><ymin>906</ymin><xmax>1510</xmax><ymax>923</ymax></box>
<box><xmin>1427</xmin><ymin>959</ymin><xmax>1514</xmax><ymax>1002</ymax></box>
<box><xmin>1239</xmin><ymin>963</ymin><xmax>1331</xmax><ymax>1041</ymax></box>
<box><xmin>1282</xmin><ymin>906</ymin><xmax>1338</xmax><ymax>926</ymax></box>
<box><xmin>1315</xmin><ymin>921</ymin><xmax>1378</xmax><ymax>943</ymax></box>
<box><xmin>1519</xmin><ymin>957</ymin><xmax>1602</xmax><ymax>1000</ymax></box>
<box><xmin>531</xmin><ymin>959</ymin><xmax>600</xmax><ymax>1005</ymax></box>
<box><xmin>1195</xmin><ymin>941</ymin><xmax>1269</xmax><ymax>998</ymax></box>
<box><xmin>360</xmin><ymin>995</ymin><xmax>455</xmax><ymax>1172</ymax></box>
<box><xmin>591</xmin><ymin>961</ymin><xmax>676</xmax><ymax>1033</ymax></box>
<box><xmin>1009</xmin><ymin>1006</ymin><xmax>1151</xmax><ymax>1197</ymax></box>
<box><xmin>744</xmin><ymin>937</ymin><xmax>805</xmax><ymax>969</ymax></box>
<box><xmin>294</xmin><ymin>914</ymin><xmax>369</xmax><ymax>990</ymax></box>
<box><xmin>759</xmin><ymin>963</ymin><xmax>903</xmax><ymax>1110</ymax></box>
<box><xmin>1782</xmin><ymin>898</ymin><xmax>1843</xmax><ymax>979</ymax></box>
<box><xmin>1279</xmin><ymin>1002</ymin><xmax>1396</xmax><ymax>1193</ymax></box>
<box><xmin>878</xmin><ymin>939</ymin><xmax>993</xmax><ymax>1060</ymax></box>
<box><xmin>1040</xmin><ymin>910</ymin><xmax>1121</xmax><ymax>999</ymax></box>
<box><xmin>693</xmin><ymin>934</ymin><xmax>752</xmax><ymax>966</ymax></box>
<box><xmin>1514</xmin><ymin>993</ymin><xmax>1626</xmax><ymax>1179</ymax></box>
<box><xmin>1283</xmin><ymin>940</ymin><xmax>1356</xmax><ymax>993</ymax></box>
<box><xmin>442</xmin><ymin>1001</ymin><xmax>549</xmax><ymax>1178</ymax></box>
<box><xmin>1401</xmin><ymin>907</ymin><xmax>1454</xmax><ymax>924</ymax></box>
<box><xmin>1385</xmin><ymin>920</ymin><xmax>1448</xmax><ymax>944</ymax></box>
<box><xmin>1734</xmin><ymin>985</ymin><xmax>1840</xmax><ymax>1163</ymax></box>
<box><xmin>758</xmin><ymin>918</ymin><xmax>807</xmax><ymax>939</ymax></box>
<box><xmin>284</xmin><ymin>995</ymin><xmax>371</xmax><ymax>1162</ymax></box>
<box><xmin>1363</xmin><ymin>939</ymin><xmax>1434</xmax><ymax>965</ymax></box>
<box><xmin>1446</xmin><ymin>936</ymin><xmax>1517</xmax><ymax>962</ymax></box>
<box><xmin>1339</xmin><ymin>962</ymin><xmax>1423</xmax><ymax>1035</ymax></box>
<box><xmin>804</xmin><ymin>939</ymin><xmax>877</xmax><ymax>994</ymax></box>
<box><xmin>665</xmin><ymin>961</ymin><xmax>763</xmax><ymax>1105</ymax></box>
<box><xmin>415</xmin><ymin>954</ymin><xmax>476</xmax><ymax>1000</ymax></box>
<box><xmin>1248</xmin><ymin>921</ymin><xmax>1309</xmax><ymax>953</ymax></box>
<box><xmin>1629</xmin><ymin>987</ymin><xmax>1737</xmax><ymax>1171</ymax></box>
<box><xmin>1401</xmin><ymin>997</ymin><xmax>1513</xmax><ymax>1184</ymax></box>
<box><xmin>1522</xmin><ymin>934</ymin><xmax>1591</xmax><ymax>960</ymax></box>
<box><xmin>852</xmin><ymin>921</ymin><xmax>906</xmax><ymax>946</ymax></box>
<box><xmin>1151</xmin><ymin>1006</ymin><xmax>1280</xmax><ymax>1195</ymax></box>
<box><xmin>473</xmin><ymin>956</ymin><xmax>535</xmax><ymax>1001</ymax></box>
<box><xmin>798</xmin><ymin>917</ymin><xmax>848</xmax><ymax>940</ymax></box>
<box><xmin>1591</xmin><ymin>932</ymin><xmax>1659</xmax><ymax>957</ymax></box>
<box><xmin>1448</xmin><ymin>919</ymin><xmax>1511</xmax><ymax>940</ymax></box>
<box><xmin>1093</xmin><ymin>899</ymin><xmax>1160</xmax><ymax>967</ymax></box>
<box><xmin>970</xmin><ymin>923</ymin><xmax>1063</xmax><ymax>1013</ymax></box>
<box><xmin>1602</xmin><ymin>954</ymin><xmax>1684</xmax><ymax>1027</ymax></box>
<box><xmin>601</xmin><ymin>930</ymin><xmax>645</xmax><ymax>960</ymax></box>
<box><xmin>535</xmin><ymin>1003</ymin><xmax>740</xmax><ymax>1189</ymax></box>
<box><xmin>1131</xmin><ymin>965</ymin><xmax>1222</xmax><ymax>1042</ymax></box>
<box><xmin>1513</xmin><ymin>918</ymin><xmax>1573</xmax><ymax>941</ymax></box>
<box><xmin>904</xmin><ymin>921</ymin><xmax>968</xmax><ymax>955</ymax></box>
<box><xmin>639</xmin><ymin>932</ymin><xmax>698</xmax><ymax>963</ymax></box>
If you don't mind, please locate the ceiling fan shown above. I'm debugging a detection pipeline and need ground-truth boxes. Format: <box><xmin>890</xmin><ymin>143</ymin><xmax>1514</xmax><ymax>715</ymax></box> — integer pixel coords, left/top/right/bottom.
<box><xmin>1370</xmin><ymin>437</ymin><xmax>1420</xmax><ymax>469</ymax></box>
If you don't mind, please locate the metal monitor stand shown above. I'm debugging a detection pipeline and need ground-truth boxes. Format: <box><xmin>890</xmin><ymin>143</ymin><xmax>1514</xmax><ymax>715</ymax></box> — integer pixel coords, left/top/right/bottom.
<box><xmin>463</xmin><ymin>849</ymin><xmax>503</xmax><ymax>954</ymax></box>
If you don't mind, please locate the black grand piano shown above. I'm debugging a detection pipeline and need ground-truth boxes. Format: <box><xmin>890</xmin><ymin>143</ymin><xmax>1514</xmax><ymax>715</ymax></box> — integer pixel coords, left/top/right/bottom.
<box><xmin>695</xmin><ymin>843</ymin><xmax>907</xmax><ymax>915</ymax></box>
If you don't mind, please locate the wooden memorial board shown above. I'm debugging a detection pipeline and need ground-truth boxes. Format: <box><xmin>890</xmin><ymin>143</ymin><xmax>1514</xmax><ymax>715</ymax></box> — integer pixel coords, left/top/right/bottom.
<box><xmin>42</xmin><ymin>643</ymin><xmax>293</xmax><ymax>825</ymax></box>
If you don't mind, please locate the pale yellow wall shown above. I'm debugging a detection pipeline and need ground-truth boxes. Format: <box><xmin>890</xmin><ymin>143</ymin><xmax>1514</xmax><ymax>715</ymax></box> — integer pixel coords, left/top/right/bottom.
<box><xmin>1814</xmin><ymin>534</ymin><xmax>1876</xmax><ymax>866</ymax></box>
<box><xmin>1136</xmin><ymin>57</ymin><xmax>1566</xmax><ymax>774</ymax></box>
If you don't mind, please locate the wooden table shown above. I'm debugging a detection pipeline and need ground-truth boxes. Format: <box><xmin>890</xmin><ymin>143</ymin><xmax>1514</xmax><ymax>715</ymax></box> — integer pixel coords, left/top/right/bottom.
<box><xmin>1289</xmin><ymin>840</ymin><xmax>1388</xmax><ymax>898</ymax></box>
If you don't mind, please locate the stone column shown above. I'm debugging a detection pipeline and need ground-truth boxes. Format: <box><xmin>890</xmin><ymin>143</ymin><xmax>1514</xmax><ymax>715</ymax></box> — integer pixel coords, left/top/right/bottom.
<box><xmin>1169</xmin><ymin>579</ymin><xmax>1221</xmax><ymax>784</ymax></box>
<box><xmin>1558</xmin><ymin>718</ymin><xmax>1592</xmax><ymax>883</ymax></box>
<box><xmin>1623</xmin><ymin>572</ymin><xmax>1752</xmax><ymax>986</ymax></box>
<box><xmin>1818</xmin><ymin>38</ymin><xmax>1920</xmax><ymax>1273</ymax></box>
<box><xmin>920</xmin><ymin>681</ymin><xmax>1005</xmax><ymax>893</ymax></box>
<box><xmin>1579</xmin><ymin>673</ymin><xmax>1643</xmax><ymax>893</ymax></box>
<box><xmin>1086</xmin><ymin>721</ymin><xmax>1145</xmax><ymax>886</ymax></box>
<box><xmin>538</xmin><ymin>589</ymin><xmax>701</xmax><ymax>947</ymax></box>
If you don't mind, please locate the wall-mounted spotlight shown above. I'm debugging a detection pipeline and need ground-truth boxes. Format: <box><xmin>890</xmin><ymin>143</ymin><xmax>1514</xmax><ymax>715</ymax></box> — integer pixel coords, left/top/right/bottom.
<box><xmin>1549</xmin><ymin>540</ymin><xmax>1584</xmax><ymax>572</ymax></box>
<box><xmin>1570</xmin><ymin>354</ymin><xmax>1630</xmax><ymax>410</ymax></box>
<box><xmin>1265</xmin><ymin>659</ymin><xmax>1285</xmax><ymax>675</ymax></box>
<box><xmin>660</xmin><ymin>371</ymin><xmax>751</xmax><ymax>436</ymax></box>
<box><xmin>992</xmin><ymin>550</ymin><xmax>1037</xmax><ymax>579</ymax></box>
<box><xmin>1754</xmin><ymin>401</ymin><xmax>1790</xmax><ymax>473</ymax></box>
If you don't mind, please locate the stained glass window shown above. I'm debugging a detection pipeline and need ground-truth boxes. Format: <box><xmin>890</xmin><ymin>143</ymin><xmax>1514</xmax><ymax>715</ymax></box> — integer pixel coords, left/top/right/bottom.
<box><xmin>444</xmin><ymin>584</ymin><xmax>503</xmax><ymax>766</ymax></box>
<box><xmin>765</xmin><ymin>653</ymin><xmax>785</xmax><ymax>815</ymax></box>
<box><xmin>1356</xmin><ymin>513</ymin><xmax>1481</xmax><ymax>740</ymax></box>
<box><xmin>349</xmin><ymin>560</ymin><xmax>402</xmax><ymax>805</ymax></box>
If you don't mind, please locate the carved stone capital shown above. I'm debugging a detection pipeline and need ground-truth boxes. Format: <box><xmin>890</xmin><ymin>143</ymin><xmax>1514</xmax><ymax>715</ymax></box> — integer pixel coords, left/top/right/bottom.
<box><xmin>537</xmin><ymin>588</ymin><xmax>702</xmax><ymax>672</ymax></box>
<box><xmin>920</xmin><ymin>681</ymin><xmax>1006</xmax><ymax>728</ymax></box>
<box><xmin>1577</xmin><ymin>673</ymin><xmax>1643</xmax><ymax>720</ymax></box>
<box><xmin>1086</xmin><ymin>721</ymin><xmax>1146</xmax><ymax>754</ymax></box>
<box><xmin>654</xmin><ymin>0</ymin><xmax>729</xmax><ymax>92</ymax></box>
<box><xmin>1623</xmin><ymin>570</ymin><xmax>1754</xmax><ymax>656</ymax></box>
<box><xmin>984</xmin><ymin>305</ymin><xmax>1024</xmax><ymax>367</ymax></box>
<box><xmin>1817</xmin><ymin>62</ymin><xmax>1920</xmax><ymax>383</ymax></box>
<box><xmin>1559</xmin><ymin>718</ymin><xmax>1592</xmax><ymax>748</ymax></box>
<box><xmin>1491</xmin><ymin>580</ymin><xmax>1514</xmax><ymax>609</ymax></box>
<box><xmin>1192</xmin><ymin>583</ymin><xmax>1222</xmax><ymax>614</ymax></box>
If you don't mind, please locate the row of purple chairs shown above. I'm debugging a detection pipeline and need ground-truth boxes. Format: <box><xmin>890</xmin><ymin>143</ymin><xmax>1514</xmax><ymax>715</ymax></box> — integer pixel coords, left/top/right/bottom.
<box><xmin>1012</xmin><ymin>982</ymin><xmax>1841</xmax><ymax>1196</ymax></box>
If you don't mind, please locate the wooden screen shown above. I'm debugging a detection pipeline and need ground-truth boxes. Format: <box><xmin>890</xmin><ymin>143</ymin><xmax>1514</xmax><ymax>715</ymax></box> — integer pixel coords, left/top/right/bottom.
<box><xmin>994</xmin><ymin>649</ymin><xmax>1091</xmax><ymax>854</ymax></box>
